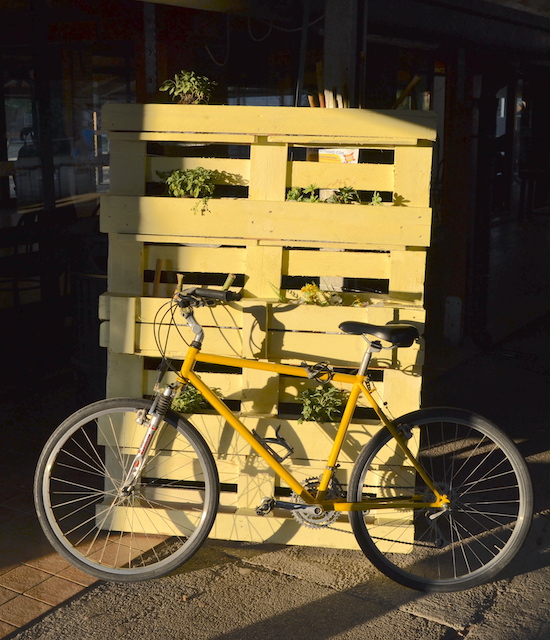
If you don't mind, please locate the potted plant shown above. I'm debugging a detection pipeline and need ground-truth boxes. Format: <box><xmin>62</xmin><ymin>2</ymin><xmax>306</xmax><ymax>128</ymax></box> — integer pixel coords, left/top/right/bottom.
<box><xmin>159</xmin><ymin>70</ymin><xmax>217</xmax><ymax>104</ymax></box>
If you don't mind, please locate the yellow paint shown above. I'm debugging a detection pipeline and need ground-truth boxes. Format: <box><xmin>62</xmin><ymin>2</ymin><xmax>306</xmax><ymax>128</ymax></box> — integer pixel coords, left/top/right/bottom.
<box><xmin>101</xmin><ymin>103</ymin><xmax>435</xmax><ymax>548</ymax></box>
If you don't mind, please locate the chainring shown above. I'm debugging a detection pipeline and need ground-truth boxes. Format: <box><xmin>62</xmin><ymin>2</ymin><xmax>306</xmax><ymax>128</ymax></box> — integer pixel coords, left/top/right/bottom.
<box><xmin>290</xmin><ymin>477</ymin><xmax>339</xmax><ymax>528</ymax></box>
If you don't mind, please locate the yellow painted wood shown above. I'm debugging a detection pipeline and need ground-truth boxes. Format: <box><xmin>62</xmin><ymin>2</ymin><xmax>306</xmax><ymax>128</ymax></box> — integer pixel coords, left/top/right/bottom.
<box><xmin>107</xmin><ymin>234</ymin><xmax>144</xmax><ymax>295</ymax></box>
<box><xmin>106</xmin><ymin>352</ymin><xmax>145</xmax><ymax>398</ymax></box>
<box><xmin>393</xmin><ymin>145</ymin><xmax>433</xmax><ymax>208</ymax></box>
<box><xmin>241</xmin><ymin>368</ymin><xmax>279</xmax><ymax>415</ymax></box>
<box><xmin>147</xmin><ymin>156</ymin><xmax>249</xmax><ymax>186</ymax></box>
<box><xmin>108</xmin><ymin>131</ymin><xmax>256</xmax><ymax>144</ymax></box>
<box><xmin>102</xmin><ymin>104</ymin><xmax>437</xmax><ymax>144</ymax></box>
<box><xmin>101</xmin><ymin>103</ymin><xmax>434</xmax><ymax>548</ymax></box>
<box><xmin>101</xmin><ymin>196</ymin><xmax>432</xmax><ymax>248</ymax></box>
<box><xmin>109</xmin><ymin>296</ymin><xmax>137</xmax><ymax>355</ymax></box>
<box><xmin>109</xmin><ymin>140</ymin><xmax>147</xmax><ymax>196</ymax></box>
<box><xmin>249</xmin><ymin>138</ymin><xmax>288</xmax><ymax>201</ymax></box>
<box><xmin>382</xmin><ymin>369</ymin><xmax>423</xmax><ymax>417</ymax></box>
<box><xmin>290</xmin><ymin>161</ymin><xmax>393</xmax><ymax>192</ymax></box>
<box><xmin>268</xmin><ymin>135</ymin><xmax>419</xmax><ymax>146</ymax></box>
<box><xmin>145</xmin><ymin>367</ymin><xmax>378</xmax><ymax>409</ymax></box>
<box><xmin>109</xmin><ymin>412</ymin><xmax>381</xmax><ymax>469</ymax></box>
<box><xmin>100</xmin><ymin>505</ymin><xmax>412</xmax><ymax>551</ymax></box>
<box><xmin>237</xmin><ymin>463</ymin><xmax>275</xmax><ymax>510</ymax></box>
<box><xmin>243</xmin><ymin>245</ymin><xmax>284</xmax><ymax>298</ymax></box>
<box><xmin>389</xmin><ymin>249</ymin><xmax>428</xmax><ymax>303</ymax></box>
<box><xmin>284</xmin><ymin>248</ymin><xmax>391</xmax><ymax>280</ymax></box>
<box><xmin>144</xmin><ymin>244</ymin><xmax>246</xmax><ymax>277</ymax></box>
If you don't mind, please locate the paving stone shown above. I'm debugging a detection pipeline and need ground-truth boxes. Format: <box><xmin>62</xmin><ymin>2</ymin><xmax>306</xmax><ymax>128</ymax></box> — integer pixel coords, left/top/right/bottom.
<box><xmin>0</xmin><ymin>587</ymin><xmax>16</xmax><ymax>607</ymax></box>
<box><xmin>57</xmin><ymin>564</ymin><xmax>97</xmax><ymax>587</ymax></box>
<box><xmin>25</xmin><ymin>550</ymin><xmax>71</xmax><ymax>575</ymax></box>
<box><xmin>0</xmin><ymin>565</ymin><xmax>50</xmax><ymax>593</ymax></box>
<box><xmin>0</xmin><ymin>619</ymin><xmax>17</xmax><ymax>640</ymax></box>
<box><xmin>26</xmin><ymin>576</ymin><xmax>85</xmax><ymax>606</ymax></box>
<box><xmin>0</xmin><ymin>595</ymin><xmax>50</xmax><ymax>626</ymax></box>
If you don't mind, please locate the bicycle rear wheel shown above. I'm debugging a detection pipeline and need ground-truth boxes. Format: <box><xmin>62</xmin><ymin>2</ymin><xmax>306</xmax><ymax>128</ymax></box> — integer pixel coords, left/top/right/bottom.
<box><xmin>348</xmin><ymin>408</ymin><xmax>532</xmax><ymax>592</ymax></box>
<box><xmin>34</xmin><ymin>398</ymin><xmax>219</xmax><ymax>582</ymax></box>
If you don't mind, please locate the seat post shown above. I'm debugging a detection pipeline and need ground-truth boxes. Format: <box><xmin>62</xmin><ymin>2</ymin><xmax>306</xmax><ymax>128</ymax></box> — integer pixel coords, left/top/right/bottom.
<box><xmin>358</xmin><ymin>339</ymin><xmax>382</xmax><ymax>376</ymax></box>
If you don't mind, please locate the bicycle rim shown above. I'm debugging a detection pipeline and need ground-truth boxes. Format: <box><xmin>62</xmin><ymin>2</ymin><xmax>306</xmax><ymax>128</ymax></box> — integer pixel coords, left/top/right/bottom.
<box><xmin>35</xmin><ymin>398</ymin><xmax>219</xmax><ymax>582</ymax></box>
<box><xmin>349</xmin><ymin>408</ymin><xmax>533</xmax><ymax>592</ymax></box>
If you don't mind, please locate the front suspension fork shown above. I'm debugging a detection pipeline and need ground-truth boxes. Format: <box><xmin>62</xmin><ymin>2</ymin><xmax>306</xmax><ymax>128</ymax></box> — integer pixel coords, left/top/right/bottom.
<box><xmin>121</xmin><ymin>385</ymin><xmax>176</xmax><ymax>495</ymax></box>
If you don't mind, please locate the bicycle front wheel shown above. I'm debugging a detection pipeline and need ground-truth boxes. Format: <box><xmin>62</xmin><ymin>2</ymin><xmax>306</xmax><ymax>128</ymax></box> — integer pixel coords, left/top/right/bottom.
<box><xmin>348</xmin><ymin>408</ymin><xmax>533</xmax><ymax>592</ymax></box>
<box><xmin>34</xmin><ymin>398</ymin><xmax>219</xmax><ymax>582</ymax></box>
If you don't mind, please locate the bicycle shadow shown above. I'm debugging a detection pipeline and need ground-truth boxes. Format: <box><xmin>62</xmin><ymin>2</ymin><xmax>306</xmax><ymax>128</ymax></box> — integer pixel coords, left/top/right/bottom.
<box><xmin>204</xmin><ymin>512</ymin><xmax>549</xmax><ymax>640</ymax></box>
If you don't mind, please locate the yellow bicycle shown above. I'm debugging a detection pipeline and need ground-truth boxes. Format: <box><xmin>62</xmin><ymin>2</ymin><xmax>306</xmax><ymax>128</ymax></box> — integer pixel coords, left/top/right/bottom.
<box><xmin>34</xmin><ymin>286</ymin><xmax>533</xmax><ymax>592</ymax></box>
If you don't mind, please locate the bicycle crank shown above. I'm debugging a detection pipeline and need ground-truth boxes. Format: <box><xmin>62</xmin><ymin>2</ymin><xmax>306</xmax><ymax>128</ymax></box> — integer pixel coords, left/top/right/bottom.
<box><xmin>290</xmin><ymin>477</ymin><xmax>340</xmax><ymax>529</ymax></box>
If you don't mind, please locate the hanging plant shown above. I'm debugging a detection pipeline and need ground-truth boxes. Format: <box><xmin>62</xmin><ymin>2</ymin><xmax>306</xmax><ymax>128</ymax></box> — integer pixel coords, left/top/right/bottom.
<box><xmin>156</xmin><ymin>167</ymin><xmax>216</xmax><ymax>214</ymax></box>
<box><xmin>298</xmin><ymin>385</ymin><xmax>349</xmax><ymax>423</ymax></box>
<box><xmin>159</xmin><ymin>70</ymin><xmax>217</xmax><ymax>104</ymax></box>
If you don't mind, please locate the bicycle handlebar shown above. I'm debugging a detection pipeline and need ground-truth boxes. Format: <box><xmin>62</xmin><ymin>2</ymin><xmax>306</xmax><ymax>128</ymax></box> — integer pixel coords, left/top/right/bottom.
<box><xmin>192</xmin><ymin>288</ymin><xmax>242</xmax><ymax>302</ymax></box>
<box><xmin>175</xmin><ymin>287</ymin><xmax>242</xmax><ymax>308</ymax></box>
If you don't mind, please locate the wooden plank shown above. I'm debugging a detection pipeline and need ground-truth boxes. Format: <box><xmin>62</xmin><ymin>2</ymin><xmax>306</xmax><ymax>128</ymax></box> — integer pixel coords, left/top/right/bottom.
<box><xmin>144</xmin><ymin>244</ymin><xmax>246</xmax><ymax>275</ymax></box>
<box><xmin>266</xmin><ymin>330</ymin><xmax>421</xmax><ymax>369</ymax></box>
<box><xmin>147</xmin><ymin>157</ymin><xmax>250</xmax><ymax>186</ymax></box>
<box><xmin>107</xmin><ymin>234</ymin><xmax>144</xmax><ymax>295</ymax></box>
<box><xmin>284</xmin><ymin>248</ymin><xmax>391</xmax><ymax>280</ymax></box>
<box><xmin>100</xmin><ymin>196</ymin><xmax>432</xmax><ymax>248</ymax></box>
<box><xmin>114</xmin><ymin>413</ymin><xmax>381</xmax><ymax>467</ymax></box>
<box><xmin>382</xmin><ymin>369</ymin><xmax>423</xmax><ymax>417</ymax></box>
<box><xmin>290</xmin><ymin>161</ymin><xmax>394</xmax><ymax>193</ymax></box>
<box><xmin>393</xmin><ymin>145</ymin><xmax>433</xmax><ymax>208</ymax></box>
<box><xmin>243</xmin><ymin>245</ymin><xmax>284</xmax><ymax>298</ymax></box>
<box><xmin>103</xmin><ymin>104</ymin><xmax>437</xmax><ymax>143</ymax></box>
<box><xmin>389</xmin><ymin>249</ymin><xmax>428</xmax><ymax>303</ymax></box>
<box><xmin>249</xmin><ymin>138</ymin><xmax>288</xmax><ymax>201</ymax></box>
<box><xmin>106</xmin><ymin>352</ymin><xmax>145</xmax><ymax>398</ymax></box>
<box><xmin>109</xmin><ymin>140</ymin><xmax>147</xmax><ymax>196</ymax></box>
<box><xmin>269</xmin><ymin>136</ymin><xmax>418</xmax><ymax>146</ymax></box>
<box><xmin>108</xmin><ymin>132</ymin><xmax>256</xmax><ymax>143</ymax></box>
<box><xmin>109</xmin><ymin>296</ymin><xmax>137</xmax><ymax>354</ymax></box>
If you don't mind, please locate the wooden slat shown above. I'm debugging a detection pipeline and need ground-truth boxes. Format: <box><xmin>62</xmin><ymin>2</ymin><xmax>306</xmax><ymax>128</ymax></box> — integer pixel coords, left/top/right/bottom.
<box><xmin>144</xmin><ymin>244</ymin><xmax>246</xmax><ymax>274</ymax></box>
<box><xmin>290</xmin><ymin>161</ymin><xmax>394</xmax><ymax>193</ymax></box>
<box><xmin>147</xmin><ymin>157</ymin><xmax>250</xmax><ymax>185</ymax></box>
<box><xmin>102</xmin><ymin>104</ymin><xmax>437</xmax><ymax>143</ymax></box>
<box><xmin>109</xmin><ymin>140</ymin><xmax>147</xmax><ymax>196</ymax></box>
<box><xmin>284</xmin><ymin>248</ymin><xmax>391</xmax><ymax>280</ymax></box>
<box><xmin>101</xmin><ymin>196</ymin><xmax>432</xmax><ymax>248</ymax></box>
<box><xmin>249</xmin><ymin>139</ymin><xmax>288</xmax><ymax>201</ymax></box>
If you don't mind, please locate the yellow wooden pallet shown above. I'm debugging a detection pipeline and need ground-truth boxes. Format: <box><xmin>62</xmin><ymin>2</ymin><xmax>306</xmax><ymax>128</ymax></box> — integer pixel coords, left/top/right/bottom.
<box><xmin>101</xmin><ymin>104</ymin><xmax>435</xmax><ymax>548</ymax></box>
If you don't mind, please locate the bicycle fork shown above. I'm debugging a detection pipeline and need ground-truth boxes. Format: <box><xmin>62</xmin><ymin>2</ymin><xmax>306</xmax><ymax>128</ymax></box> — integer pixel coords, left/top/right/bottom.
<box><xmin>120</xmin><ymin>385</ymin><xmax>176</xmax><ymax>496</ymax></box>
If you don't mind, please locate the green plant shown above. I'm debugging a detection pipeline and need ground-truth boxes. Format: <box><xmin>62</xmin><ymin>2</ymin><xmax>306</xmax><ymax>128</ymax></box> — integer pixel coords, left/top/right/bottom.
<box><xmin>157</xmin><ymin>167</ymin><xmax>216</xmax><ymax>214</ymax></box>
<box><xmin>298</xmin><ymin>385</ymin><xmax>349</xmax><ymax>423</ymax></box>
<box><xmin>286</xmin><ymin>184</ymin><xmax>320</xmax><ymax>202</ymax></box>
<box><xmin>159</xmin><ymin>70</ymin><xmax>217</xmax><ymax>104</ymax></box>
<box><xmin>299</xmin><ymin>282</ymin><xmax>336</xmax><ymax>306</ymax></box>
<box><xmin>325</xmin><ymin>186</ymin><xmax>361</xmax><ymax>204</ymax></box>
<box><xmin>370</xmin><ymin>191</ymin><xmax>383</xmax><ymax>205</ymax></box>
<box><xmin>171</xmin><ymin>384</ymin><xmax>210</xmax><ymax>414</ymax></box>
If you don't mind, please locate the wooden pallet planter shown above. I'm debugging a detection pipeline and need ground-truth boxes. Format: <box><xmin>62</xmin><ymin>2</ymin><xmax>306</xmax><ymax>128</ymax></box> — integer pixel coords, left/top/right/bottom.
<box><xmin>100</xmin><ymin>104</ymin><xmax>435</xmax><ymax>549</ymax></box>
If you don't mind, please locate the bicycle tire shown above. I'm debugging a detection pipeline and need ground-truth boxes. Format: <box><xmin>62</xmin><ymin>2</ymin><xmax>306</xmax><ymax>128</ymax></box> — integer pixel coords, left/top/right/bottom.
<box><xmin>348</xmin><ymin>407</ymin><xmax>533</xmax><ymax>592</ymax></box>
<box><xmin>34</xmin><ymin>398</ymin><xmax>219</xmax><ymax>582</ymax></box>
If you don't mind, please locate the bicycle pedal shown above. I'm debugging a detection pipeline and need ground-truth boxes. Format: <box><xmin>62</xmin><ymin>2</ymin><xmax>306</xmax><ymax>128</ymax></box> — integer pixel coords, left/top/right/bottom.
<box><xmin>255</xmin><ymin>497</ymin><xmax>275</xmax><ymax>516</ymax></box>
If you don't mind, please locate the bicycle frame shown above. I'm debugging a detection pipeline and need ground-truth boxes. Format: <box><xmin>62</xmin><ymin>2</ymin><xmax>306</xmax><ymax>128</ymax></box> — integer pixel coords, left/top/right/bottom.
<box><xmin>176</xmin><ymin>346</ymin><xmax>449</xmax><ymax>514</ymax></box>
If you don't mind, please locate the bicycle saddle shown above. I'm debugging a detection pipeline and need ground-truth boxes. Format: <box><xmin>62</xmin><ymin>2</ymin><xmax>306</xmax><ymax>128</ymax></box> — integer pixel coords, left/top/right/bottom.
<box><xmin>339</xmin><ymin>321</ymin><xmax>419</xmax><ymax>347</ymax></box>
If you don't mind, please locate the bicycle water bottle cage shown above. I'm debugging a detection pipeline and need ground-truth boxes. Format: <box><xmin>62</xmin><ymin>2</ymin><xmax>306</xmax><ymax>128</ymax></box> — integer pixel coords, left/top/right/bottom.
<box><xmin>252</xmin><ymin>425</ymin><xmax>294</xmax><ymax>463</ymax></box>
<box><xmin>300</xmin><ymin>362</ymin><xmax>334</xmax><ymax>383</ymax></box>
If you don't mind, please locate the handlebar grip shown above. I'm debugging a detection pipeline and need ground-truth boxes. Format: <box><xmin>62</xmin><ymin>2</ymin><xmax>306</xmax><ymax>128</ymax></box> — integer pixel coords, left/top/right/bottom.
<box><xmin>193</xmin><ymin>288</ymin><xmax>242</xmax><ymax>302</ymax></box>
